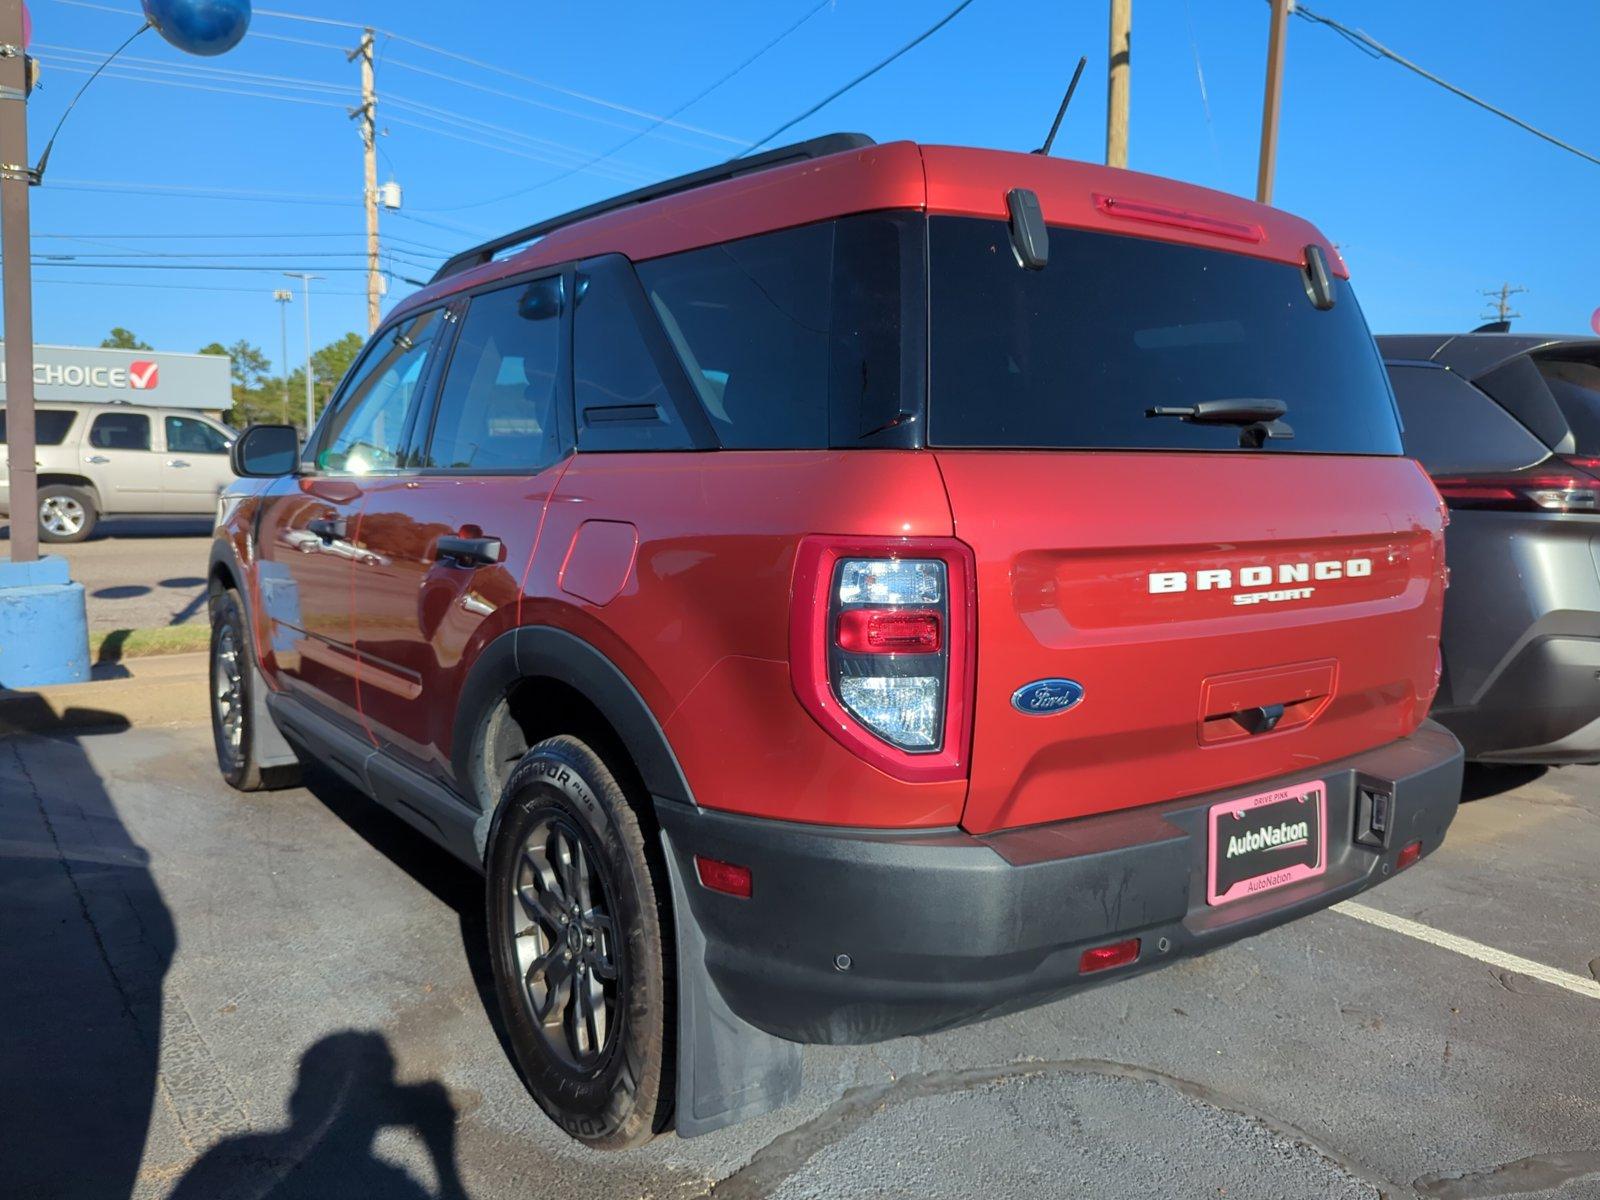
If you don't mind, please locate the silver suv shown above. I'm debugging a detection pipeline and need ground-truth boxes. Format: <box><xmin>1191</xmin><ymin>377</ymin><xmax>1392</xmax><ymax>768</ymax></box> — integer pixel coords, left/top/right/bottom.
<box><xmin>0</xmin><ymin>401</ymin><xmax>236</xmax><ymax>542</ymax></box>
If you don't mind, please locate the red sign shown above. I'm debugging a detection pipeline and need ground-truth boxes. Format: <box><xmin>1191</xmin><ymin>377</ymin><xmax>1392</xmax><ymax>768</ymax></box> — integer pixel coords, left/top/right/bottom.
<box><xmin>128</xmin><ymin>360</ymin><xmax>160</xmax><ymax>390</ymax></box>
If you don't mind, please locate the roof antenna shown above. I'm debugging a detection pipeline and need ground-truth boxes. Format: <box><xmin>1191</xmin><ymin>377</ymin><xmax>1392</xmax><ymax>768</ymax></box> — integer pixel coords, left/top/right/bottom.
<box><xmin>1034</xmin><ymin>56</ymin><xmax>1088</xmax><ymax>156</ymax></box>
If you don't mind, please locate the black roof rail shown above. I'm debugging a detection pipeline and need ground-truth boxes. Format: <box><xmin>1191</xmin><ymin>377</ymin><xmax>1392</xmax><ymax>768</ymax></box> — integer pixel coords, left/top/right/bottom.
<box><xmin>429</xmin><ymin>133</ymin><xmax>876</xmax><ymax>284</ymax></box>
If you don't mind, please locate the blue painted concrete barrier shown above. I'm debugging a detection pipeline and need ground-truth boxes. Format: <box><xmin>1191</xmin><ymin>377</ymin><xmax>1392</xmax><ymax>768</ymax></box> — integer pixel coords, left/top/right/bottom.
<box><xmin>0</xmin><ymin>556</ymin><xmax>91</xmax><ymax>688</ymax></box>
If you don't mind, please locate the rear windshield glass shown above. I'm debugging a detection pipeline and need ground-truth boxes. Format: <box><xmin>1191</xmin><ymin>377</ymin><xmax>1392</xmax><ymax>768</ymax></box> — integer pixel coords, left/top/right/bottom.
<box><xmin>927</xmin><ymin>218</ymin><xmax>1402</xmax><ymax>454</ymax></box>
<box><xmin>0</xmin><ymin>408</ymin><xmax>78</xmax><ymax>446</ymax></box>
<box><xmin>1537</xmin><ymin>356</ymin><xmax>1600</xmax><ymax>455</ymax></box>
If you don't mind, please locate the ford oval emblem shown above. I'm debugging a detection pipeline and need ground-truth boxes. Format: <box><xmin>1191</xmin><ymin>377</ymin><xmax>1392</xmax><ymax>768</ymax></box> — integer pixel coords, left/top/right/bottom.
<box><xmin>1011</xmin><ymin>678</ymin><xmax>1085</xmax><ymax>716</ymax></box>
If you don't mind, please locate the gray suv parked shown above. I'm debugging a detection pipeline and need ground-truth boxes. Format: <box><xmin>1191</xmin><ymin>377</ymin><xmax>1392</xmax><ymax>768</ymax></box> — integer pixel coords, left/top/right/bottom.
<box><xmin>1381</xmin><ymin>332</ymin><xmax>1600</xmax><ymax>763</ymax></box>
<box><xmin>0</xmin><ymin>402</ymin><xmax>236</xmax><ymax>542</ymax></box>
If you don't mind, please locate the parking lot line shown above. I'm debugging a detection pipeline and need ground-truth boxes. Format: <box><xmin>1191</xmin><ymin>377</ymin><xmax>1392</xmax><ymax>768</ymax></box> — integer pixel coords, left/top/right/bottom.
<box><xmin>1333</xmin><ymin>900</ymin><xmax>1600</xmax><ymax>1001</ymax></box>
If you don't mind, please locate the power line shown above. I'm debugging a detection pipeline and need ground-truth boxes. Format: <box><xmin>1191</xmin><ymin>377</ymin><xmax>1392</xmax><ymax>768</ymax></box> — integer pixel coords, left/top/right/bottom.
<box><xmin>1294</xmin><ymin>2</ymin><xmax>1600</xmax><ymax>170</ymax></box>
<box><xmin>740</xmin><ymin>0</ymin><xmax>978</xmax><ymax>155</ymax></box>
<box><xmin>30</xmin><ymin>276</ymin><xmax>372</xmax><ymax>296</ymax></box>
<box><xmin>422</xmin><ymin>0</ymin><xmax>833</xmax><ymax>214</ymax></box>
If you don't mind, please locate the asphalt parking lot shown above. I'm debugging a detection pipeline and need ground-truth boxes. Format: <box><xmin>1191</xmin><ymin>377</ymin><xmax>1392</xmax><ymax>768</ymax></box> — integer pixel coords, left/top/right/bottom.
<box><xmin>0</xmin><ymin>522</ymin><xmax>213</xmax><ymax>632</ymax></box>
<box><xmin>6</xmin><ymin>715</ymin><xmax>1600</xmax><ymax>1200</ymax></box>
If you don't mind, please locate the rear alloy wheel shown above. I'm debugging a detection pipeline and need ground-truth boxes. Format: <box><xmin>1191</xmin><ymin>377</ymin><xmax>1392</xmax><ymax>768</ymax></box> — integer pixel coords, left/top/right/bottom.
<box><xmin>209</xmin><ymin>588</ymin><xmax>301</xmax><ymax>792</ymax></box>
<box><xmin>37</xmin><ymin>484</ymin><xmax>97</xmax><ymax>544</ymax></box>
<box><xmin>486</xmin><ymin>736</ymin><xmax>673</xmax><ymax>1148</ymax></box>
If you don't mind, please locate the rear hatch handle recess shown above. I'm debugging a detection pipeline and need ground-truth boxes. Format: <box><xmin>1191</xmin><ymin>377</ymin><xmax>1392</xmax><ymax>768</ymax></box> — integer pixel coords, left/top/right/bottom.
<box><xmin>1147</xmin><ymin>398</ymin><xmax>1294</xmax><ymax>449</ymax></box>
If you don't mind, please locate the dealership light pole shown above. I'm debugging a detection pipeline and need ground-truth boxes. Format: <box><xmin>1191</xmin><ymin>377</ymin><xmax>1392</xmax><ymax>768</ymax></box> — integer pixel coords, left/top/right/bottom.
<box><xmin>273</xmin><ymin>287</ymin><xmax>292</xmax><ymax>422</ymax></box>
<box><xmin>283</xmin><ymin>271</ymin><xmax>322</xmax><ymax>433</ymax></box>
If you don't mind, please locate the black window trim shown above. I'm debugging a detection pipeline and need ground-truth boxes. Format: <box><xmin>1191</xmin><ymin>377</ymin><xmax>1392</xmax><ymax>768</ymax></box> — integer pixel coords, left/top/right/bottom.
<box><xmin>405</xmin><ymin>264</ymin><xmax>577</xmax><ymax>478</ymax></box>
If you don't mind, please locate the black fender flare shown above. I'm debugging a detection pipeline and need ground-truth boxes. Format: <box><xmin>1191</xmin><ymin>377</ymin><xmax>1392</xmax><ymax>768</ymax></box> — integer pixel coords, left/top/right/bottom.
<box><xmin>460</xmin><ymin>625</ymin><xmax>696</xmax><ymax>858</ymax></box>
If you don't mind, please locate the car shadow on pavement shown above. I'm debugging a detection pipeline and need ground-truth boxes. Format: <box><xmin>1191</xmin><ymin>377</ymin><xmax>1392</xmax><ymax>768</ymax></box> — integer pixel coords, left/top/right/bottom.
<box><xmin>1461</xmin><ymin>762</ymin><xmax>1547</xmax><ymax>802</ymax></box>
<box><xmin>0</xmin><ymin>719</ymin><xmax>172</xmax><ymax>1200</ymax></box>
<box><xmin>299</xmin><ymin>767</ymin><xmax>519</xmax><ymax>1068</ymax></box>
<box><xmin>167</xmin><ymin>1030</ymin><xmax>469</xmax><ymax>1200</ymax></box>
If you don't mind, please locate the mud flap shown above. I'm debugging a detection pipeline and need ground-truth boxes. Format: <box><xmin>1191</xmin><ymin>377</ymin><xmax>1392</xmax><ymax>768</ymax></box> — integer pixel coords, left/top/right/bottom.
<box><xmin>247</xmin><ymin>646</ymin><xmax>301</xmax><ymax>772</ymax></box>
<box><xmin>661</xmin><ymin>828</ymin><xmax>802</xmax><ymax>1138</ymax></box>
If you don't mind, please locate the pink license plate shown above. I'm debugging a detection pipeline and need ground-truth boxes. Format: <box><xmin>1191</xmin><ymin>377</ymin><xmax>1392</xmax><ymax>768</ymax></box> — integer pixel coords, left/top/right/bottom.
<box><xmin>1207</xmin><ymin>780</ymin><xmax>1327</xmax><ymax>906</ymax></box>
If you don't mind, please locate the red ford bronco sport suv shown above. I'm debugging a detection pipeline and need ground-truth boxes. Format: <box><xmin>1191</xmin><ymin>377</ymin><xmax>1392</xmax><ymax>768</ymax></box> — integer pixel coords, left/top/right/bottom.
<box><xmin>209</xmin><ymin>134</ymin><xmax>1462</xmax><ymax>1148</ymax></box>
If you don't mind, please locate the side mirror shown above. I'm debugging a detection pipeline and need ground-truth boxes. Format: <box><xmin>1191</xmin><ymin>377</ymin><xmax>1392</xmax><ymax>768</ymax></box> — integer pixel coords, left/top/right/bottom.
<box><xmin>231</xmin><ymin>424</ymin><xmax>300</xmax><ymax>478</ymax></box>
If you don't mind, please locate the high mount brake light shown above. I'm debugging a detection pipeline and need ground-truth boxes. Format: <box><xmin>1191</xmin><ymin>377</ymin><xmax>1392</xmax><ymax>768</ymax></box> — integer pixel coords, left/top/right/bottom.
<box><xmin>1431</xmin><ymin>457</ymin><xmax>1600</xmax><ymax>513</ymax></box>
<box><xmin>790</xmin><ymin>538</ymin><xmax>975</xmax><ymax>783</ymax></box>
<box><xmin>1092</xmin><ymin>193</ymin><xmax>1264</xmax><ymax>243</ymax></box>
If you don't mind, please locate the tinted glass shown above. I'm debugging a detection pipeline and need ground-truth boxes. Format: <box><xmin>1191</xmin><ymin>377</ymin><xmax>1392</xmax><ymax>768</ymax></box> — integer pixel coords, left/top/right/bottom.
<box><xmin>574</xmin><ymin>258</ymin><xmax>693</xmax><ymax>451</ymax></box>
<box><xmin>426</xmin><ymin>277</ymin><xmax>564</xmax><ymax>471</ymax></box>
<box><xmin>1387</xmin><ymin>364</ymin><xmax>1547</xmax><ymax>474</ymax></box>
<box><xmin>927</xmin><ymin>218</ymin><xmax>1403</xmax><ymax>454</ymax></box>
<box><xmin>637</xmin><ymin>214</ymin><xmax>922</xmax><ymax>449</ymax></box>
<box><xmin>165</xmin><ymin>415</ymin><xmax>230</xmax><ymax>455</ymax></box>
<box><xmin>1537</xmin><ymin>356</ymin><xmax>1600</xmax><ymax>455</ymax></box>
<box><xmin>90</xmin><ymin>411</ymin><xmax>151</xmax><ymax>451</ymax></box>
<box><xmin>316</xmin><ymin>309</ymin><xmax>441</xmax><ymax>474</ymax></box>
<box><xmin>0</xmin><ymin>409</ymin><xmax>77</xmax><ymax>446</ymax></box>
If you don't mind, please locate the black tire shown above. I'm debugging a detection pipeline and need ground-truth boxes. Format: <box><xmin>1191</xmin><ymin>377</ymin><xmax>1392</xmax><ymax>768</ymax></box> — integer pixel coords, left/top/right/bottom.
<box><xmin>486</xmin><ymin>736</ymin><xmax>674</xmax><ymax>1149</ymax></box>
<box><xmin>209</xmin><ymin>588</ymin><xmax>302</xmax><ymax>792</ymax></box>
<box><xmin>37</xmin><ymin>483</ymin><xmax>97</xmax><ymax>544</ymax></box>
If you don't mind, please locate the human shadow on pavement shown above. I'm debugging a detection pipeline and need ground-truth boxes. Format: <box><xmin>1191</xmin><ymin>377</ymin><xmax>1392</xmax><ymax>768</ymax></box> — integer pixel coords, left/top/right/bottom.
<box><xmin>168</xmin><ymin>1030</ymin><xmax>469</xmax><ymax>1200</ymax></box>
<box><xmin>0</xmin><ymin>720</ymin><xmax>173</xmax><ymax>1200</ymax></box>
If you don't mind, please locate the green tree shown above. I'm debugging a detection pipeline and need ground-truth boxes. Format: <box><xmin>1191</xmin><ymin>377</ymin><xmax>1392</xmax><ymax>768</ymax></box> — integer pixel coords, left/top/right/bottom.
<box><xmin>101</xmin><ymin>327</ymin><xmax>152</xmax><ymax>350</ymax></box>
<box><xmin>201</xmin><ymin>339</ymin><xmax>287</xmax><ymax>427</ymax></box>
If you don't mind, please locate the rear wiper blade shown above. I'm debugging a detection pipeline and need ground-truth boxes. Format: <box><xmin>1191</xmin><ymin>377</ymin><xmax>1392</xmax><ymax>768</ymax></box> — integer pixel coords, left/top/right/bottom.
<box><xmin>1146</xmin><ymin>398</ymin><xmax>1288</xmax><ymax>425</ymax></box>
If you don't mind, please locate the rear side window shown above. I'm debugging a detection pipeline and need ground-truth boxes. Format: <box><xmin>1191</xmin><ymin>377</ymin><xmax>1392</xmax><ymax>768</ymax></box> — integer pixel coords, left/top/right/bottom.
<box><xmin>637</xmin><ymin>213</ymin><xmax>923</xmax><ymax>449</ymax></box>
<box><xmin>574</xmin><ymin>257</ymin><xmax>695</xmax><ymax>452</ymax></box>
<box><xmin>1537</xmin><ymin>356</ymin><xmax>1600</xmax><ymax>455</ymax></box>
<box><xmin>927</xmin><ymin>218</ymin><xmax>1403</xmax><ymax>454</ymax></box>
<box><xmin>1386</xmin><ymin>364</ymin><xmax>1547</xmax><ymax>474</ymax></box>
<box><xmin>90</xmin><ymin>411</ymin><xmax>151</xmax><ymax>451</ymax></box>
<box><xmin>0</xmin><ymin>409</ymin><xmax>77</xmax><ymax>445</ymax></box>
<box><xmin>425</xmin><ymin>277</ymin><xmax>566</xmax><ymax>472</ymax></box>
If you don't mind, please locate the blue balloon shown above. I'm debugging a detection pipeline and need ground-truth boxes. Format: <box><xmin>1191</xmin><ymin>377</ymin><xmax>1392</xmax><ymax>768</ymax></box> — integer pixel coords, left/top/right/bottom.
<box><xmin>142</xmin><ymin>0</ymin><xmax>250</xmax><ymax>57</ymax></box>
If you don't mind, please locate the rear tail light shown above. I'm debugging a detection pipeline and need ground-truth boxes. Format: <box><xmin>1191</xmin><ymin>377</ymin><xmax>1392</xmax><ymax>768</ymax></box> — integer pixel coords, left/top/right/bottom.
<box><xmin>791</xmin><ymin>538</ymin><xmax>974</xmax><ymax>782</ymax></box>
<box><xmin>1396</xmin><ymin>840</ymin><xmax>1423</xmax><ymax>871</ymax></box>
<box><xmin>832</xmin><ymin>559</ymin><xmax>948</xmax><ymax>751</ymax></box>
<box><xmin>1431</xmin><ymin>457</ymin><xmax>1600</xmax><ymax>513</ymax></box>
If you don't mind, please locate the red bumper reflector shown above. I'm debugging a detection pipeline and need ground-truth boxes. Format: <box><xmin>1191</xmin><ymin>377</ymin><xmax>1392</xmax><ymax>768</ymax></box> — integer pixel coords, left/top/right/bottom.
<box><xmin>694</xmin><ymin>855</ymin><xmax>752</xmax><ymax>898</ymax></box>
<box><xmin>835</xmin><ymin>608</ymin><xmax>943</xmax><ymax>654</ymax></box>
<box><xmin>1079</xmin><ymin>937</ymin><xmax>1141</xmax><ymax>974</ymax></box>
<box><xmin>1396</xmin><ymin>840</ymin><xmax>1423</xmax><ymax>871</ymax></box>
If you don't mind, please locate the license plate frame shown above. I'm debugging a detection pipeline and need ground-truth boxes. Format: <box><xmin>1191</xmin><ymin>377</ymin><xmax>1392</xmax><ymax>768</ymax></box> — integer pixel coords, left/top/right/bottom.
<box><xmin>1206</xmin><ymin>780</ymin><xmax>1327</xmax><ymax>906</ymax></box>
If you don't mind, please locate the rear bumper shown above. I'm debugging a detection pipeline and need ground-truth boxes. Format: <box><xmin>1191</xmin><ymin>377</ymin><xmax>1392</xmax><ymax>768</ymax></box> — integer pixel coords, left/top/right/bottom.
<box><xmin>656</xmin><ymin>721</ymin><xmax>1462</xmax><ymax>1045</ymax></box>
<box><xmin>1436</xmin><ymin>631</ymin><xmax>1600</xmax><ymax>763</ymax></box>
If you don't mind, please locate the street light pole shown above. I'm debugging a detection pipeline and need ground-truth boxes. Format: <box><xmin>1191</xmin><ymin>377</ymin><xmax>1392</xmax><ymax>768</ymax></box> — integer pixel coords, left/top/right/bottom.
<box><xmin>0</xmin><ymin>0</ymin><xmax>37</xmax><ymax>563</ymax></box>
<box><xmin>273</xmin><ymin>287</ymin><xmax>292</xmax><ymax>423</ymax></box>
<box><xmin>283</xmin><ymin>271</ymin><xmax>322</xmax><ymax>434</ymax></box>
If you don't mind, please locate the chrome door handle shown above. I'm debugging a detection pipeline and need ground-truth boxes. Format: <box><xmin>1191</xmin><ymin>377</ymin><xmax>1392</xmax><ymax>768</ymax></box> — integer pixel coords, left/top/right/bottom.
<box><xmin>84</xmin><ymin>454</ymin><xmax>110</xmax><ymax>464</ymax></box>
<box><xmin>167</xmin><ymin>459</ymin><xmax>191</xmax><ymax>468</ymax></box>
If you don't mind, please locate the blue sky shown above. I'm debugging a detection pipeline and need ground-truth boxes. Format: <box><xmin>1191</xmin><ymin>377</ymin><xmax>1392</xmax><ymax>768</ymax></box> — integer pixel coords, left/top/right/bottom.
<box><xmin>21</xmin><ymin>0</ymin><xmax>1600</xmax><ymax>368</ymax></box>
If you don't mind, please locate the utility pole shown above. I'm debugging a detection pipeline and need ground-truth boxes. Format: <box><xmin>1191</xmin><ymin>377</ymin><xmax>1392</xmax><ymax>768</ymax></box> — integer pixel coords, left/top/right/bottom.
<box><xmin>1256</xmin><ymin>0</ymin><xmax>1292</xmax><ymax>204</ymax></box>
<box><xmin>348</xmin><ymin>27</ymin><xmax>380</xmax><ymax>335</ymax></box>
<box><xmin>0</xmin><ymin>0</ymin><xmax>37</xmax><ymax>563</ymax></box>
<box><xmin>284</xmin><ymin>272</ymin><xmax>323</xmax><ymax>433</ymax></box>
<box><xmin>1480</xmin><ymin>283</ymin><xmax>1526</xmax><ymax>326</ymax></box>
<box><xmin>1106</xmin><ymin>0</ymin><xmax>1130</xmax><ymax>168</ymax></box>
<box><xmin>273</xmin><ymin>288</ymin><xmax>293</xmax><ymax>423</ymax></box>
